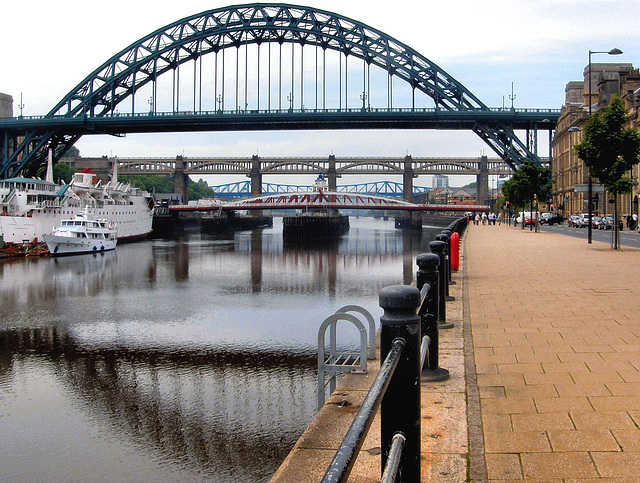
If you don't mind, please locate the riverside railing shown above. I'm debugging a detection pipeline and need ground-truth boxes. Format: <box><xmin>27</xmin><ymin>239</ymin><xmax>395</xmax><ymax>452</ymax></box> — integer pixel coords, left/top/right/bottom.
<box><xmin>320</xmin><ymin>216</ymin><xmax>468</xmax><ymax>482</ymax></box>
<box><xmin>321</xmin><ymin>284</ymin><xmax>424</xmax><ymax>483</ymax></box>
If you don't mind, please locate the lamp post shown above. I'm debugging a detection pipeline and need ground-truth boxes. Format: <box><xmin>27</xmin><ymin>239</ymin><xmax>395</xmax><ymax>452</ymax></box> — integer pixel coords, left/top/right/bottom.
<box><xmin>586</xmin><ymin>48</ymin><xmax>623</xmax><ymax>243</ymax></box>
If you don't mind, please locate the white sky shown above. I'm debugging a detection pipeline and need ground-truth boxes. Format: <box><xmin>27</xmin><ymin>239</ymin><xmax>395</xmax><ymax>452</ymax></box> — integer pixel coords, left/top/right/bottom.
<box><xmin>2</xmin><ymin>1</ymin><xmax>639</xmax><ymax>186</ymax></box>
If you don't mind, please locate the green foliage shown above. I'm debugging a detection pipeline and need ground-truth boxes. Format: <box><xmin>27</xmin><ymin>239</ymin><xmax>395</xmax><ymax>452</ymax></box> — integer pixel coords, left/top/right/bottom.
<box><xmin>120</xmin><ymin>175</ymin><xmax>174</xmax><ymax>193</ymax></box>
<box><xmin>119</xmin><ymin>175</ymin><xmax>216</xmax><ymax>201</ymax></box>
<box><xmin>501</xmin><ymin>160</ymin><xmax>551</xmax><ymax>210</ymax></box>
<box><xmin>189</xmin><ymin>178</ymin><xmax>217</xmax><ymax>200</ymax></box>
<box><xmin>62</xmin><ymin>146</ymin><xmax>80</xmax><ymax>158</ymax></box>
<box><xmin>574</xmin><ymin>96</ymin><xmax>640</xmax><ymax>193</ymax></box>
<box><xmin>53</xmin><ymin>163</ymin><xmax>76</xmax><ymax>184</ymax></box>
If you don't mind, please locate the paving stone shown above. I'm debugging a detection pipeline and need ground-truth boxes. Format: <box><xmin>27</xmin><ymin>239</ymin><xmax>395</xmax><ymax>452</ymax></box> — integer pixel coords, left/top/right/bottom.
<box><xmin>547</xmin><ymin>429</ymin><xmax>620</xmax><ymax>452</ymax></box>
<box><xmin>521</xmin><ymin>452</ymin><xmax>598</xmax><ymax>479</ymax></box>
<box><xmin>485</xmin><ymin>453</ymin><xmax>522</xmax><ymax>480</ymax></box>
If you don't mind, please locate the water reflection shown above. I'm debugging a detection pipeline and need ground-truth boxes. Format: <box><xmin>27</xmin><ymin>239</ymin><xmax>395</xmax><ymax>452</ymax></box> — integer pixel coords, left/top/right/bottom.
<box><xmin>0</xmin><ymin>217</ymin><xmax>445</xmax><ymax>482</ymax></box>
<box><xmin>0</xmin><ymin>327</ymin><xmax>315</xmax><ymax>482</ymax></box>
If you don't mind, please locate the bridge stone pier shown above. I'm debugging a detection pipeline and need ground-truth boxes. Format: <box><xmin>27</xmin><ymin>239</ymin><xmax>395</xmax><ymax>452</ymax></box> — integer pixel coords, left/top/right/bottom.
<box><xmin>399</xmin><ymin>155</ymin><xmax>422</xmax><ymax>228</ymax></box>
<box><xmin>250</xmin><ymin>155</ymin><xmax>262</xmax><ymax>197</ymax></box>
<box><xmin>174</xmin><ymin>155</ymin><xmax>189</xmax><ymax>203</ymax></box>
<box><xmin>327</xmin><ymin>155</ymin><xmax>338</xmax><ymax>192</ymax></box>
<box><xmin>476</xmin><ymin>155</ymin><xmax>489</xmax><ymax>208</ymax></box>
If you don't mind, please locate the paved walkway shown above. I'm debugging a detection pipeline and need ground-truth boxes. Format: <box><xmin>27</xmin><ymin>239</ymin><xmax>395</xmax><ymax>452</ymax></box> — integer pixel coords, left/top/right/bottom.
<box><xmin>465</xmin><ymin>223</ymin><xmax>640</xmax><ymax>481</ymax></box>
<box><xmin>272</xmin><ymin>222</ymin><xmax>640</xmax><ymax>482</ymax></box>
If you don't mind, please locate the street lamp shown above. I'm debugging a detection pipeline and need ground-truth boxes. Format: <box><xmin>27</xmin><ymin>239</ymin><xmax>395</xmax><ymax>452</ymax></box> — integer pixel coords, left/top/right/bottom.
<box><xmin>586</xmin><ymin>48</ymin><xmax>623</xmax><ymax>243</ymax></box>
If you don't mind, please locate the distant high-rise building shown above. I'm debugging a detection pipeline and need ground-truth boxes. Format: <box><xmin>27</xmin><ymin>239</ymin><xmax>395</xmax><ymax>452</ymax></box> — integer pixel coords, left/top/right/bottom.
<box><xmin>432</xmin><ymin>175</ymin><xmax>449</xmax><ymax>189</ymax></box>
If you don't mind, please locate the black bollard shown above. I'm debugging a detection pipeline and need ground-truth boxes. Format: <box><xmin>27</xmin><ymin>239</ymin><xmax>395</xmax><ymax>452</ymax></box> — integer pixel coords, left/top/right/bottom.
<box><xmin>429</xmin><ymin>240</ymin><xmax>454</xmax><ymax>329</ymax></box>
<box><xmin>416</xmin><ymin>254</ymin><xmax>450</xmax><ymax>382</ymax></box>
<box><xmin>379</xmin><ymin>285</ymin><xmax>421</xmax><ymax>482</ymax></box>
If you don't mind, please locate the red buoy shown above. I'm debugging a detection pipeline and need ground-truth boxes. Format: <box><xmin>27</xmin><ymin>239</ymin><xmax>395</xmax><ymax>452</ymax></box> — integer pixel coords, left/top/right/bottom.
<box><xmin>450</xmin><ymin>232</ymin><xmax>460</xmax><ymax>272</ymax></box>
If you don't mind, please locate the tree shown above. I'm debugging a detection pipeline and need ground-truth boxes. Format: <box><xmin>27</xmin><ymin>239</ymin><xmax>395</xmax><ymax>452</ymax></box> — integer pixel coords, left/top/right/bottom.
<box><xmin>501</xmin><ymin>160</ymin><xmax>551</xmax><ymax>229</ymax></box>
<box><xmin>574</xmin><ymin>96</ymin><xmax>640</xmax><ymax>248</ymax></box>
<box><xmin>53</xmin><ymin>163</ymin><xmax>75</xmax><ymax>184</ymax></box>
<box><xmin>119</xmin><ymin>175</ymin><xmax>217</xmax><ymax>201</ymax></box>
<box><xmin>62</xmin><ymin>146</ymin><xmax>80</xmax><ymax>158</ymax></box>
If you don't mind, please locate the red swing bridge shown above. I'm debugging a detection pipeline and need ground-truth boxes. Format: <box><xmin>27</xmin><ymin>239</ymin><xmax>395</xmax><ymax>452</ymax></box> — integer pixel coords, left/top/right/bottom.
<box><xmin>167</xmin><ymin>191</ymin><xmax>489</xmax><ymax>213</ymax></box>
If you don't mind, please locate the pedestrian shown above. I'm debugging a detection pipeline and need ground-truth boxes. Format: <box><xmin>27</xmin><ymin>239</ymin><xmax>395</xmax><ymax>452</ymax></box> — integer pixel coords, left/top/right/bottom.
<box><xmin>474</xmin><ymin>214</ymin><xmax>480</xmax><ymax>225</ymax></box>
<box><xmin>497</xmin><ymin>213</ymin><xmax>503</xmax><ymax>225</ymax></box>
<box><xmin>481</xmin><ymin>212</ymin><xmax>487</xmax><ymax>225</ymax></box>
<box><xmin>633</xmin><ymin>213</ymin><xmax>638</xmax><ymax>230</ymax></box>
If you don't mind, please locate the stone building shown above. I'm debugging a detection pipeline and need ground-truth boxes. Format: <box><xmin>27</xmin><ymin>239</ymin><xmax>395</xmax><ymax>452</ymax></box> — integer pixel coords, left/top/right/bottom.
<box><xmin>551</xmin><ymin>63</ymin><xmax>639</xmax><ymax>218</ymax></box>
<box><xmin>0</xmin><ymin>93</ymin><xmax>13</xmax><ymax>118</ymax></box>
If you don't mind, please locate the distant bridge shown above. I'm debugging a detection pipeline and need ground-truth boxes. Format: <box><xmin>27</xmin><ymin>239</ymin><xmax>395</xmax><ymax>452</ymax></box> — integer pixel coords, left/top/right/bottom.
<box><xmin>105</xmin><ymin>154</ymin><xmax>516</xmax><ymax>176</ymax></box>
<box><xmin>168</xmin><ymin>191</ymin><xmax>487</xmax><ymax>213</ymax></box>
<box><xmin>65</xmin><ymin>153</ymin><xmax>512</xmax><ymax>205</ymax></box>
<box><xmin>1</xmin><ymin>3</ymin><xmax>557</xmax><ymax>180</ymax></box>
<box><xmin>208</xmin><ymin>180</ymin><xmax>433</xmax><ymax>199</ymax></box>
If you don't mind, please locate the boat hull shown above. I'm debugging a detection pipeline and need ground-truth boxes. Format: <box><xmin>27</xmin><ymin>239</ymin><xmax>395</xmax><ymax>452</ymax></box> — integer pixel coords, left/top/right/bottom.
<box><xmin>43</xmin><ymin>234</ymin><xmax>117</xmax><ymax>256</ymax></box>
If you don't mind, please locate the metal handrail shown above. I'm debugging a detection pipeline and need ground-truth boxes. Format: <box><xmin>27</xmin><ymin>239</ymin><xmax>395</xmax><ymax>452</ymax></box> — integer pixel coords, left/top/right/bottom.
<box><xmin>321</xmin><ymin>337</ymin><xmax>405</xmax><ymax>483</ymax></box>
<box><xmin>381</xmin><ymin>433</ymin><xmax>407</xmax><ymax>483</ymax></box>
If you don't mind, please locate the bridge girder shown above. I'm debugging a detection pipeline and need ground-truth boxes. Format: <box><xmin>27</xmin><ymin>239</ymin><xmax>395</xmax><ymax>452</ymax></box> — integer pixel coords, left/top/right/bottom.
<box><xmin>1</xmin><ymin>3</ymin><xmax>556</xmax><ymax>179</ymax></box>
<box><xmin>68</xmin><ymin>155</ymin><xmax>518</xmax><ymax>177</ymax></box>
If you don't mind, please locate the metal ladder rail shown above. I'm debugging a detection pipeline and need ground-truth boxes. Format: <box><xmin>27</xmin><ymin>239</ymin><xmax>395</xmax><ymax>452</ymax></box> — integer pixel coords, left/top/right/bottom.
<box><xmin>335</xmin><ymin>305</ymin><xmax>376</xmax><ymax>361</ymax></box>
<box><xmin>317</xmin><ymin>312</ymin><xmax>368</xmax><ymax>410</ymax></box>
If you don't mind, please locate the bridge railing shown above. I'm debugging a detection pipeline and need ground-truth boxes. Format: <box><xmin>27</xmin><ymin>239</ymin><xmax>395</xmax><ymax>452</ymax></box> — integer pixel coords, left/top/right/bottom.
<box><xmin>0</xmin><ymin>106</ymin><xmax>561</xmax><ymax>124</ymax></box>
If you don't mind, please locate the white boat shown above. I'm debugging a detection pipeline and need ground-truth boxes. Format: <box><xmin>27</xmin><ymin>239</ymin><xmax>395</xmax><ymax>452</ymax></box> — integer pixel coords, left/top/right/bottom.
<box><xmin>43</xmin><ymin>211</ymin><xmax>117</xmax><ymax>256</ymax></box>
<box><xmin>0</xmin><ymin>155</ymin><xmax>154</xmax><ymax>244</ymax></box>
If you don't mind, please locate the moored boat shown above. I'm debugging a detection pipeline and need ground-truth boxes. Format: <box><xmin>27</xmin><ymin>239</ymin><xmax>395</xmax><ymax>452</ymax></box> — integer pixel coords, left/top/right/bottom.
<box><xmin>43</xmin><ymin>211</ymin><xmax>117</xmax><ymax>256</ymax></box>
<box><xmin>0</xmin><ymin>154</ymin><xmax>154</xmax><ymax>244</ymax></box>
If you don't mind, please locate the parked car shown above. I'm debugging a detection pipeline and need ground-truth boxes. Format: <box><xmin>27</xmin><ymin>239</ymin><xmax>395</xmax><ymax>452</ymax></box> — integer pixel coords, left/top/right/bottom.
<box><xmin>599</xmin><ymin>216</ymin><xmax>614</xmax><ymax>229</ymax></box>
<box><xmin>592</xmin><ymin>216</ymin><xmax>602</xmax><ymax>229</ymax></box>
<box><xmin>577</xmin><ymin>214</ymin><xmax>592</xmax><ymax>228</ymax></box>
<box><xmin>568</xmin><ymin>215</ymin><xmax>581</xmax><ymax>227</ymax></box>
<box><xmin>516</xmin><ymin>211</ymin><xmax>538</xmax><ymax>226</ymax></box>
<box><xmin>540</xmin><ymin>213</ymin><xmax>564</xmax><ymax>225</ymax></box>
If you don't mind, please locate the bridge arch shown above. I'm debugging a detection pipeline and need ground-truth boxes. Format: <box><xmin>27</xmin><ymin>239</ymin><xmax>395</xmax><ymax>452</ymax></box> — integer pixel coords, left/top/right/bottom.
<box><xmin>50</xmin><ymin>4</ymin><xmax>486</xmax><ymax>120</ymax></box>
<box><xmin>2</xmin><ymin>3</ymin><xmax>555</xmax><ymax>179</ymax></box>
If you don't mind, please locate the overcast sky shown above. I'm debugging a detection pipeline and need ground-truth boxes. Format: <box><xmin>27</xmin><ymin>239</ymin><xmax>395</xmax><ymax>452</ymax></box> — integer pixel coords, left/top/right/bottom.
<box><xmin>2</xmin><ymin>1</ymin><xmax>639</xmax><ymax>185</ymax></box>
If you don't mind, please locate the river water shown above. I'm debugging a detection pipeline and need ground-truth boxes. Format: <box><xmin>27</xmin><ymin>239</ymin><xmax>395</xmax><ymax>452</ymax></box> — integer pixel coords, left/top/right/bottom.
<box><xmin>0</xmin><ymin>217</ymin><xmax>445</xmax><ymax>482</ymax></box>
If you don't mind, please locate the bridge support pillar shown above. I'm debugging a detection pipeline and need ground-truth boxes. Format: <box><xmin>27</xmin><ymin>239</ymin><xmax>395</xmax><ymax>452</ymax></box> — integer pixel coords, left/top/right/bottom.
<box><xmin>174</xmin><ymin>155</ymin><xmax>189</xmax><ymax>203</ymax></box>
<box><xmin>476</xmin><ymin>155</ymin><xmax>489</xmax><ymax>208</ymax></box>
<box><xmin>327</xmin><ymin>155</ymin><xmax>338</xmax><ymax>192</ymax></box>
<box><xmin>250</xmin><ymin>155</ymin><xmax>262</xmax><ymax>197</ymax></box>
<box><xmin>397</xmin><ymin>155</ymin><xmax>421</xmax><ymax>229</ymax></box>
<box><xmin>250</xmin><ymin>155</ymin><xmax>263</xmax><ymax>216</ymax></box>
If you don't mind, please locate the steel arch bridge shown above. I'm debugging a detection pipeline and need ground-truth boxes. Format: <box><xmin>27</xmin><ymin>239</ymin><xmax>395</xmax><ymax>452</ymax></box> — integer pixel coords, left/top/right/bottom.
<box><xmin>208</xmin><ymin>180</ymin><xmax>431</xmax><ymax>199</ymax></box>
<box><xmin>0</xmin><ymin>3</ymin><xmax>559</xmax><ymax>179</ymax></box>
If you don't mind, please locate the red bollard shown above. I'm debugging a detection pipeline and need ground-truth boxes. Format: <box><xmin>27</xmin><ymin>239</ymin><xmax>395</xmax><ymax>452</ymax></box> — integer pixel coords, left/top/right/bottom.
<box><xmin>450</xmin><ymin>232</ymin><xmax>460</xmax><ymax>272</ymax></box>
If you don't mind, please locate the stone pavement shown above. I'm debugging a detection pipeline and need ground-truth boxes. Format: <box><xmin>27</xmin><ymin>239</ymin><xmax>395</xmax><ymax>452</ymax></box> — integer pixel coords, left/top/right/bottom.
<box><xmin>272</xmin><ymin>222</ymin><xmax>640</xmax><ymax>482</ymax></box>
<box><xmin>466</xmin><ymin>223</ymin><xmax>640</xmax><ymax>481</ymax></box>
